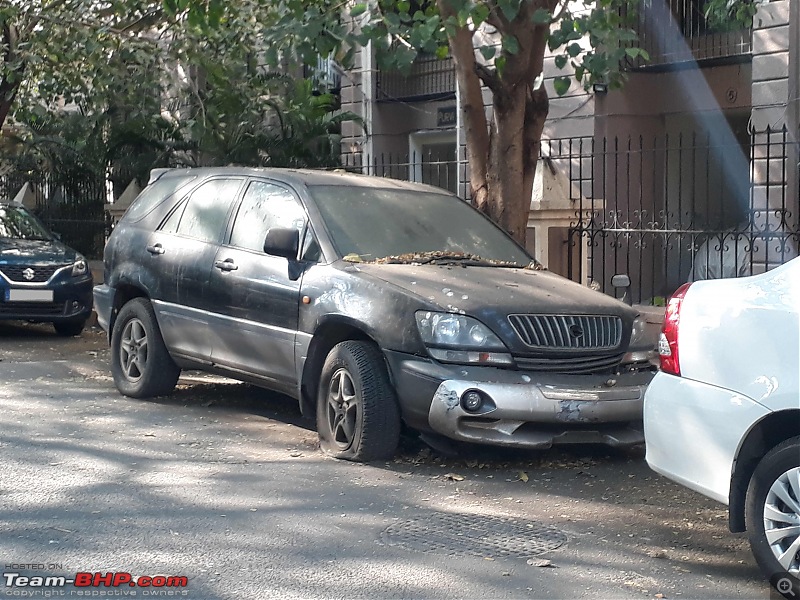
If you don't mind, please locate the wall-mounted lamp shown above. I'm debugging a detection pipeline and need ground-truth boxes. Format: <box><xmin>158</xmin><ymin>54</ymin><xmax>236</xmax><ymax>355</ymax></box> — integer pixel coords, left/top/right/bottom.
<box><xmin>592</xmin><ymin>82</ymin><xmax>608</xmax><ymax>94</ymax></box>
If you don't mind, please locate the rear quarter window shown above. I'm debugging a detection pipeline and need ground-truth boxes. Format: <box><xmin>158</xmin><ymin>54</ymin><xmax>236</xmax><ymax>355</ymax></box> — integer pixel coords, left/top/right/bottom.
<box><xmin>121</xmin><ymin>175</ymin><xmax>196</xmax><ymax>223</ymax></box>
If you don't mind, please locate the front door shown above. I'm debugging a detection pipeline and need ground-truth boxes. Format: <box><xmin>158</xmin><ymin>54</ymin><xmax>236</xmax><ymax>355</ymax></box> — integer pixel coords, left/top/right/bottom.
<box><xmin>207</xmin><ymin>179</ymin><xmax>308</xmax><ymax>391</ymax></box>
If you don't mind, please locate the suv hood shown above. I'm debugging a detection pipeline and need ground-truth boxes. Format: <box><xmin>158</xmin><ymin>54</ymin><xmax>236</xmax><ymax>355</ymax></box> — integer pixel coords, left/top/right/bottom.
<box><xmin>356</xmin><ymin>263</ymin><xmax>635</xmax><ymax>316</ymax></box>
<box><xmin>353</xmin><ymin>263</ymin><xmax>638</xmax><ymax>355</ymax></box>
<box><xmin>0</xmin><ymin>238</ymin><xmax>77</xmax><ymax>264</ymax></box>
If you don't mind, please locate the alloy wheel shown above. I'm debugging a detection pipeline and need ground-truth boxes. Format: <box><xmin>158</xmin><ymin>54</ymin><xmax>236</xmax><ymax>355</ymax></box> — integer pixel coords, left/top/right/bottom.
<box><xmin>119</xmin><ymin>318</ymin><xmax>149</xmax><ymax>381</ymax></box>
<box><xmin>326</xmin><ymin>368</ymin><xmax>358</xmax><ymax>449</ymax></box>
<box><xmin>764</xmin><ymin>466</ymin><xmax>800</xmax><ymax>575</ymax></box>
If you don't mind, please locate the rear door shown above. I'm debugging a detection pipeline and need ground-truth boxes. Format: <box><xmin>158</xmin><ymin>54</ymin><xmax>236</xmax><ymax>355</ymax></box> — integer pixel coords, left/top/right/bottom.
<box><xmin>149</xmin><ymin>177</ymin><xmax>244</xmax><ymax>362</ymax></box>
<box><xmin>207</xmin><ymin>178</ymin><xmax>311</xmax><ymax>392</ymax></box>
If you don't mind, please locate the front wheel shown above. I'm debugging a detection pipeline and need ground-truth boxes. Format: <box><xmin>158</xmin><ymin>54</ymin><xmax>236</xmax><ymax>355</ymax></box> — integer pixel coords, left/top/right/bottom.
<box><xmin>111</xmin><ymin>298</ymin><xmax>180</xmax><ymax>398</ymax></box>
<box><xmin>316</xmin><ymin>341</ymin><xmax>401</xmax><ymax>462</ymax></box>
<box><xmin>745</xmin><ymin>436</ymin><xmax>800</xmax><ymax>593</ymax></box>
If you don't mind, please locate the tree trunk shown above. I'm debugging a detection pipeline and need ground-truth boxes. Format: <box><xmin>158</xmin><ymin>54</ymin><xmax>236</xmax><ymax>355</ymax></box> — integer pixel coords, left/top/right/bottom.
<box><xmin>0</xmin><ymin>23</ymin><xmax>24</xmax><ymax>132</ymax></box>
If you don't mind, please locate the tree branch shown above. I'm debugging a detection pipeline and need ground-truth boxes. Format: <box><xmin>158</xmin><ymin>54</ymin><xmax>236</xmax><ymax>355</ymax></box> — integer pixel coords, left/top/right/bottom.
<box><xmin>475</xmin><ymin>62</ymin><xmax>501</xmax><ymax>94</ymax></box>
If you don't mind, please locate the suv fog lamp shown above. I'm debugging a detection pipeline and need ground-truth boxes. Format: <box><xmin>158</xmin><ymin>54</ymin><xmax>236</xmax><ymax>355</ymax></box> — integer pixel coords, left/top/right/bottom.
<box><xmin>461</xmin><ymin>390</ymin><xmax>485</xmax><ymax>412</ymax></box>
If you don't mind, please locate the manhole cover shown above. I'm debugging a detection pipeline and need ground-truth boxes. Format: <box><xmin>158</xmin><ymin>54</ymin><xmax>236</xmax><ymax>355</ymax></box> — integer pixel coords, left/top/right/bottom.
<box><xmin>380</xmin><ymin>512</ymin><xmax>566</xmax><ymax>559</ymax></box>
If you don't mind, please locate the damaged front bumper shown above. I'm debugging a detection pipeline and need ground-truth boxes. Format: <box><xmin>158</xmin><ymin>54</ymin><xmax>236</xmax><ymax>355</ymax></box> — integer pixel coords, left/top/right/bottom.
<box><xmin>385</xmin><ymin>350</ymin><xmax>651</xmax><ymax>449</ymax></box>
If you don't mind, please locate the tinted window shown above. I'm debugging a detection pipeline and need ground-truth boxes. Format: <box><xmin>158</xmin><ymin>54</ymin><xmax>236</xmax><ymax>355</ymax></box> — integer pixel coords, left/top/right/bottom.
<box><xmin>0</xmin><ymin>205</ymin><xmax>52</xmax><ymax>240</ymax></box>
<box><xmin>170</xmin><ymin>178</ymin><xmax>242</xmax><ymax>243</ymax></box>
<box><xmin>229</xmin><ymin>181</ymin><xmax>306</xmax><ymax>253</ymax></box>
<box><xmin>123</xmin><ymin>175</ymin><xmax>196</xmax><ymax>223</ymax></box>
<box><xmin>309</xmin><ymin>186</ymin><xmax>531</xmax><ymax>264</ymax></box>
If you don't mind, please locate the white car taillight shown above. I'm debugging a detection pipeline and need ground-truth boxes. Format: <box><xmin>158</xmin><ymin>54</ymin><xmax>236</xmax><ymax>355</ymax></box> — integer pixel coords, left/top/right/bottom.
<box><xmin>659</xmin><ymin>283</ymin><xmax>692</xmax><ymax>375</ymax></box>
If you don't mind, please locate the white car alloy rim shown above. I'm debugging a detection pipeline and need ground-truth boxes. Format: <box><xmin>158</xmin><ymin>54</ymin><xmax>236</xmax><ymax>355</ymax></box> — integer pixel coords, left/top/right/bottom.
<box><xmin>764</xmin><ymin>466</ymin><xmax>800</xmax><ymax>575</ymax></box>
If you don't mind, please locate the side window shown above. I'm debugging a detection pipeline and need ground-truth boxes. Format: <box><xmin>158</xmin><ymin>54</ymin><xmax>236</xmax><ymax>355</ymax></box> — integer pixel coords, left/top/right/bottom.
<box><xmin>229</xmin><ymin>181</ymin><xmax>306</xmax><ymax>253</ymax></box>
<box><xmin>166</xmin><ymin>178</ymin><xmax>242</xmax><ymax>243</ymax></box>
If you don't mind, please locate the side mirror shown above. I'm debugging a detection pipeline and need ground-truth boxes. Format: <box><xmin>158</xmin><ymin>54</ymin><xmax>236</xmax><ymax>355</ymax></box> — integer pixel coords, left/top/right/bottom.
<box><xmin>611</xmin><ymin>274</ymin><xmax>631</xmax><ymax>289</ymax></box>
<box><xmin>611</xmin><ymin>273</ymin><xmax>632</xmax><ymax>305</ymax></box>
<box><xmin>263</xmin><ymin>227</ymin><xmax>299</xmax><ymax>260</ymax></box>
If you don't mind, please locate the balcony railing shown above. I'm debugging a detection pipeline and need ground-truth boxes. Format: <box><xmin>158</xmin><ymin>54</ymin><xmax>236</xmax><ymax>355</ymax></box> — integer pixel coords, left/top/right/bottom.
<box><xmin>625</xmin><ymin>0</ymin><xmax>752</xmax><ymax>69</ymax></box>
<box><xmin>376</xmin><ymin>53</ymin><xmax>456</xmax><ymax>102</ymax></box>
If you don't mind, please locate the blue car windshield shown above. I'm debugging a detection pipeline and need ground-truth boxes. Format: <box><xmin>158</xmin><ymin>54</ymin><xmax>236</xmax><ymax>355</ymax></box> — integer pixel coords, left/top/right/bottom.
<box><xmin>309</xmin><ymin>185</ymin><xmax>531</xmax><ymax>266</ymax></box>
<box><xmin>0</xmin><ymin>205</ymin><xmax>53</xmax><ymax>241</ymax></box>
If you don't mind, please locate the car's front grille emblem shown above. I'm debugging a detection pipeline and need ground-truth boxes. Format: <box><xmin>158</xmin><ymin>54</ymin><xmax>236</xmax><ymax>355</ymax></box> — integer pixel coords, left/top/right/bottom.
<box><xmin>22</xmin><ymin>268</ymin><xmax>35</xmax><ymax>281</ymax></box>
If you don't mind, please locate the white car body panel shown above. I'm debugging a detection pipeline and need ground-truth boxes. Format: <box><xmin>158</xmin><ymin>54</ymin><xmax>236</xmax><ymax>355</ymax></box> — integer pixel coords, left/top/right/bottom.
<box><xmin>644</xmin><ymin>372</ymin><xmax>771</xmax><ymax>504</ymax></box>
<box><xmin>644</xmin><ymin>257</ymin><xmax>800</xmax><ymax>505</ymax></box>
<box><xmin>678</xmin><ymin>259</ymin><xmax>800</xmax><ymax>412</ymax></box>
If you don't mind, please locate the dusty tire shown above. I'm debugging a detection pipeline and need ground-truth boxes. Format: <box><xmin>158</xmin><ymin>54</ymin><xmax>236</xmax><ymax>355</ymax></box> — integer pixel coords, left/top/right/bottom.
<box><xmin>53</xmin><ymin>319</ymin><xmax>85</xmax><ymax>337</ymax></box>
<box><xmin>745</xmin><ymin>436</ymin><xmax>800</xmax><ymax>592</ymax></box>
<box><xmin>316</xmin><ymin>341</ymin><xmax>401</xmax><ymax>462</ymax></box>
<box><xmin>111</xmin><ymin>298</ymin><xmax>180</xmax><ymax>398</ymax></box>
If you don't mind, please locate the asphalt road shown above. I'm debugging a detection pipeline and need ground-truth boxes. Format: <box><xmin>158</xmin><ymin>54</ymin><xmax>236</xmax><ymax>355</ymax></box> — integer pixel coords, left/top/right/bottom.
<box><xmin>0</xmin><ymin>321</ymin><xmax>769</xmax><ymax>600</ymax></box>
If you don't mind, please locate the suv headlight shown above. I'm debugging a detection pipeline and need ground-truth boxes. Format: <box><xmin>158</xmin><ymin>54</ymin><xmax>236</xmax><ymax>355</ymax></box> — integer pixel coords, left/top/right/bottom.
<box><xmin>72</xmin><ymin>257</ymin><xmax>88</xmax><ymax>277</ymax></box>
<box><xmin>415</xmin><ymin>311</ymin><xmax>513</xmax><ymax>366</ymax></box>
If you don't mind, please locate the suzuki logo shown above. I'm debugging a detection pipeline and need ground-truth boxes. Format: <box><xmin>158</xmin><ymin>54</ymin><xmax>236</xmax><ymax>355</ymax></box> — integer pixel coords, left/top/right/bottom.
<box><xmin>22</xmin><ymin>268</ymin><xmax>35</xmax><ymax>281</ymax></box>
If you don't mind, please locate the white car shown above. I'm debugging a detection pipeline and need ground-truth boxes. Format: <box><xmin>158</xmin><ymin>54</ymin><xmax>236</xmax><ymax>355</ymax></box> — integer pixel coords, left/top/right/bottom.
<box><xmin>644</xmin><ymin>257</ymin><xmax>799</xmax><ymax>594</ymax></box>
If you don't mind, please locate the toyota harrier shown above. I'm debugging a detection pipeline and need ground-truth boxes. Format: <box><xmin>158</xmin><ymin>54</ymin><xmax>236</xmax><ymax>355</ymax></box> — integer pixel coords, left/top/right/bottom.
<box><xmin>94</xmin><ymin>168</ymin><xmax>655</xmax><ymax>461</ymax></box>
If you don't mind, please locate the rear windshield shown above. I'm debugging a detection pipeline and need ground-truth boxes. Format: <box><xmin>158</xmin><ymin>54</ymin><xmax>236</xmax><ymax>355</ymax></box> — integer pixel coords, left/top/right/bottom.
<box><xmin>122</xmin><ymin>175</ymin><xmax>196</xmax><ymax>223</ymax></box>
<box><xmin>309</xmin><ymin>185</ymin><xmax>531</xmax><ymax>265</ymax></box>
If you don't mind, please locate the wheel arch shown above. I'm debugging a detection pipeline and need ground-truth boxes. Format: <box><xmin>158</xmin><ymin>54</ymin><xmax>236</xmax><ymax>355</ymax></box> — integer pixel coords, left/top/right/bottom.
<box><xmin>299</xmin><ymin>317</ymin><xmax>385</xmax><ymax>419</ymax></box>
<box><xmin>729</xmin><ymin>408</ymin><xmax>800</xmax><ymax>532</ymax></box>
<box><xmin>109</xmin><ymin>283</ymin><xmax>150</xmax><ymax>340</ymax></box>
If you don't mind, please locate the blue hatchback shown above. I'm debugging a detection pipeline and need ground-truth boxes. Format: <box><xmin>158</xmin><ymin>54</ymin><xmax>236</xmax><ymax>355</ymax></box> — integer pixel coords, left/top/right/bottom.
<box><xmin>0</xmin><ymin>202</ymin><xmax>93</xmax><ymax>336</ymax></box>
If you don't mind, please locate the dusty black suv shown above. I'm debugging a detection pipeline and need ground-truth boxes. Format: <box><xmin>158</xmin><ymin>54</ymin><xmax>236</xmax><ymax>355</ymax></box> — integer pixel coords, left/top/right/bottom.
<box><xmin>94</xmin><ymin>168</ymin><xmax>654</xmax><ymax>461</ymax></box>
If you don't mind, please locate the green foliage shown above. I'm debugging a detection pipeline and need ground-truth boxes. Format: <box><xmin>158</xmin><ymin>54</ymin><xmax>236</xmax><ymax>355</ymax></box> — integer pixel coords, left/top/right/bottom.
<box><xmin>703</xmin><ymin>0</ymin><xmax>757</xmax><ymax>32</ymax></box>
<box><xmin>1</xmin><ymin>0</ymin><xmax>363</xmax><ymax>191</ymax></box>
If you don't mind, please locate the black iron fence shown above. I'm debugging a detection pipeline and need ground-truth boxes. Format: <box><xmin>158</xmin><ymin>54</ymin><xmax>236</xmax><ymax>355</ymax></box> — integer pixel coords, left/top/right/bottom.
<box><xmin>340</xmin><ymin>151</ymin><xmax>466</xmax><ymax>195</ymax></box>
<box><xmin>0</xmin><ymin>170</ymin><xmax>108</xmax><ymax>259</ymax></box>
<box><xmin>340</xmin><ymin>128</ymin><xmax>799</xmax><ymax>305</ymax></box>
<box><xmin>562</xmin><ymin>128</ymin><xmax>798</xmax><ymax>303</ymax></box>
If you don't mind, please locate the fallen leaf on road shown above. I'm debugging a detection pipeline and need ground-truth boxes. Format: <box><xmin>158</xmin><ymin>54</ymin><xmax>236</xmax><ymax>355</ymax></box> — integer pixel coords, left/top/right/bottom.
<box><xmin>519</xmin><ymin>471</ymin><xmax>529</xmax><ymax>482</ymax></box>
<box><xmin>444</xmin><ymin>473</ymin><xmax>465</xmax><ymax>481</ymax></box>
<box><xmin>526</xmin><ymin>558</ymin><xmax>556</xmax><ymax>568</ymax></box>
<box><xmin>289</xmin><ymin>452</ymin><xmax>303</xmax><ymax>457</ymax></box>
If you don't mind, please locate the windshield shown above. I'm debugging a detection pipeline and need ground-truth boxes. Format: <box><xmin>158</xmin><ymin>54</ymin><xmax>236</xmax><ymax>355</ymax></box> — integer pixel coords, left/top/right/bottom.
<box><xmin>0</xmin><ymin>205</ymin><xmax>52</xmax><ymax>241</ymax></box>
<box><xmin>309</xmin><ymin>185</ymin><xmax>531</xmax><ymax>266</ymax></box>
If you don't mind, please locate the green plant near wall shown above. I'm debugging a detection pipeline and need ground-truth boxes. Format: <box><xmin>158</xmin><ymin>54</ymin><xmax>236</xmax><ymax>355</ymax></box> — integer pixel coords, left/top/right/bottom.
<box><xmin>704</xmin><ymin>0</ymin><xmax>758</xmax><ymax>32</ymax></box>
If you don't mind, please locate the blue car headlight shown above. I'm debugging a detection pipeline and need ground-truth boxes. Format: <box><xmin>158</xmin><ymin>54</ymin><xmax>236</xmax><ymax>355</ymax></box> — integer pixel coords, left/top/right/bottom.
<box><xmin>72</xmin><ymin>256</ymin><xmax>88</xmax><ymax>277</ymax></box>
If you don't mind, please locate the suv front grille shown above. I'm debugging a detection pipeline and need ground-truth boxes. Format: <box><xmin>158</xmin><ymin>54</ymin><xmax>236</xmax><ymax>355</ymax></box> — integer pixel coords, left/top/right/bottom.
<box><xmin>0</xmin><ymin>265</ymin><xmax>65</xmax><ymax>283</ymax></box>
<box><xmin>508</xmin><ymin>314</ymin><xmax>622</xmax><ymax>350</ymax></box>
<box><xmin>513</xmin><ymin>352</ymin><xmax>625</xmax><ymax>375</ymax></box>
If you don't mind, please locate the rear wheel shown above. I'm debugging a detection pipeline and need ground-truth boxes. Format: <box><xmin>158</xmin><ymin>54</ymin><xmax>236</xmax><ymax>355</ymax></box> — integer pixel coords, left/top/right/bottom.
<box><xmin>53</xmin><ymin>319</ymin><xmax>85</xmax><ymax>337</ymax></box>
<box><xmin>745</xmin><ymin>436</ymin><xmax>800</xmax><ymax>594</ymax></box>
<box><xmin>316</xmin><ymin>341</ymin><xmax>401</xmax><ymax>462</ymax></box>
<box><xmin>111</xmin><ymin>298</ymin><xmax>180</xmax><ymax>398</ymax></box>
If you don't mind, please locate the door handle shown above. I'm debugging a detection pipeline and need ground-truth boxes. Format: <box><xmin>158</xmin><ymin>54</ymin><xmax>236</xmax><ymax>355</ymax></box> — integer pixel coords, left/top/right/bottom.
<box><xmin>146</xmin><ymin>243</ymin><xmax>165</xmax><ymax>255</ymax></box>
<box><xmin>214</xmin><ymin>259</ymin><xmax>238</xmax><ymax>272</ymax></box>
